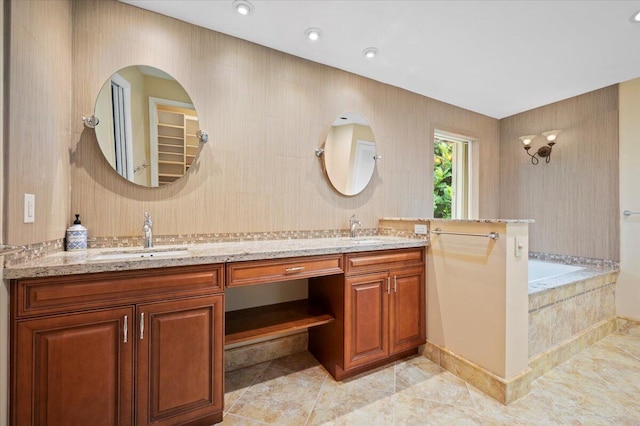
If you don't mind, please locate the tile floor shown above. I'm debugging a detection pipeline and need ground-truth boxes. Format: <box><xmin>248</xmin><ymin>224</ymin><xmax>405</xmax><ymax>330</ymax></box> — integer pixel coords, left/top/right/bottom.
<box><xmin>219</xmin><ymin>323</ymin><xmax>640</xmax><ymax>425</ymax></box>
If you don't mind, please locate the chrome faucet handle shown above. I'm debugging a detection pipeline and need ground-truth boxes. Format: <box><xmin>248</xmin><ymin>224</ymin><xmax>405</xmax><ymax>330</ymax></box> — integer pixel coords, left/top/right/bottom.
<box><xmin>143</xmin><ymin>212</ymin><xmax>153</xmax><ymax>248</ymax></box>
<box><xmin>349</xmin><ymin>214</ymin><xmax>363</xmax><ymax>238</ymax></box>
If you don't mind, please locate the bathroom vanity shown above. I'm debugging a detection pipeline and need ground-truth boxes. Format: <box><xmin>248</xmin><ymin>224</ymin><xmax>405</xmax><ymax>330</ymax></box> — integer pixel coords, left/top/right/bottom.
<box><xmin>11</xmin><ymin>264</ymin><xmax>225</xmax><ymax>426</ymax></box>
<box><xmin>5</xmin><ymin>238</ymin><xmax>426</xmax><ymax>425</ymax></box>
<box><xmin>309</xmin><ymin>248</ymin><xmax>426</xmax><ymax>379</ymax></box>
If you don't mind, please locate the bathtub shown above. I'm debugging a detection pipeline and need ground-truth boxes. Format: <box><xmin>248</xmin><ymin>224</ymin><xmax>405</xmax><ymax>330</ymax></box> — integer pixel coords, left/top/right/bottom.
<box><xmin>528</xmin><ymin>259</ymin><xmax>584</xmax><ymax>284</ymax></box>
<box><xmin>527</xmin><ymin>258</ymin><xmax>618</xmax><ymax>362</ymax></box>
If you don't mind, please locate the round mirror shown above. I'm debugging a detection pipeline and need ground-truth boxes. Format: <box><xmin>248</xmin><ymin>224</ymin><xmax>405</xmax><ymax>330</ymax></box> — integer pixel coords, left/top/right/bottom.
<box><xmin>323</xmin><ymin>113</ymin><xmax>377</xmax><ymax>196</ymax></box>
<box><xmin>94</xmin><ymin>65</ymin><xmax>201</xmax><ymax>187</ymax></box>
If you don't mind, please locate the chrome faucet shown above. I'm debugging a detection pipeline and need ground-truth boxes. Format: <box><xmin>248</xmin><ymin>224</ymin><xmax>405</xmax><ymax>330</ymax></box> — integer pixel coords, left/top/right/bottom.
<box><xmin>349</xmin><ymin>214</ymin><xmax>362</xmax><ymax>238</ymax></box>
<box><xmin>143</xmin><ymin>212</ymin><xmax>153</xmax><ymax>248</ymax></box>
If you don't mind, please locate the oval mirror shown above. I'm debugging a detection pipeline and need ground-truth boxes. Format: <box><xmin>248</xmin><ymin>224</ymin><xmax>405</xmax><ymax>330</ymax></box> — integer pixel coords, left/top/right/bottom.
<box><xmin>323</xmin><ymin>113</ymin><xmax>377</xmax><ymax>196</ymax></box>
<box><xmin>94</xmin><ymin>65</ymin><xmax>201</xmax><ymax>187</ymax></box>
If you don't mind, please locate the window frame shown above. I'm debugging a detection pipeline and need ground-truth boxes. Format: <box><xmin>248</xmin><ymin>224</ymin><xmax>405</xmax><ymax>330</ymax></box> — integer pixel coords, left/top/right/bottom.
<box><xmin>433</xmin><ymin>129</ymin><xmax>478</xmax><ymax>219</ymax></box>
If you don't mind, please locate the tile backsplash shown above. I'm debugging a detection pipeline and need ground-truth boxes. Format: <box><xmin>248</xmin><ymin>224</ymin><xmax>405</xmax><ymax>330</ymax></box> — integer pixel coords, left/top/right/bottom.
<box><xmin>529</xmin><ymin>251</ymin><xmax>619</xmax><ymax>270</ymax></box>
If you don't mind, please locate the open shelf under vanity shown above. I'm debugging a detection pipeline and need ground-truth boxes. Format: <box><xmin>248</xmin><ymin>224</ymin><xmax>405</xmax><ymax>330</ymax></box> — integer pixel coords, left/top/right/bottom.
<box><xmin>224</xmin><ymin>299</ymin><xmax>334</xmax><ymax>345</ymax></box>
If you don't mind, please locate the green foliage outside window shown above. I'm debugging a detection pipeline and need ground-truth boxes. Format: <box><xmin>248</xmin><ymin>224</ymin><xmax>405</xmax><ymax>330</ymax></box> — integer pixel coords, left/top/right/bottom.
<box><xmin>434</xmin><ymin>141</ymin><xmax>453</xmax><ymax>218</ymax></box>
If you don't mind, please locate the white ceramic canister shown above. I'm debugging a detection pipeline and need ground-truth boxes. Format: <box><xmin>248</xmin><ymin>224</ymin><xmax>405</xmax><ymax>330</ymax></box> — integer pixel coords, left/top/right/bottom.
<box><xmin>66</xmin><ymin>214</ymin><xmax>87</xmax><ymax>251</ymax></box>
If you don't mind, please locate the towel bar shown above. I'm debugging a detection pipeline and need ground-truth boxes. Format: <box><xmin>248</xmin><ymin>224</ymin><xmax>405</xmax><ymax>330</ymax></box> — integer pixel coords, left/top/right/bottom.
<box><xmin>431</xmin><ymin>228</ymin><xmax>499</xmax><ymax>241</ymax></box>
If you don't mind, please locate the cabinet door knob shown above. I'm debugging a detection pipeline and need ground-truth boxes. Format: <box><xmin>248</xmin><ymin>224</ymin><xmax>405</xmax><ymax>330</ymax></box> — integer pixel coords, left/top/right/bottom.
<box><xmin>140</xmin><ymin>313</ymin><xmax>145</xmax><ymax>340</ymax></box>
<box><xmin>123</xmin><ymin>315</ymin><xmax>128</xmax><ymax>343</ymax></box>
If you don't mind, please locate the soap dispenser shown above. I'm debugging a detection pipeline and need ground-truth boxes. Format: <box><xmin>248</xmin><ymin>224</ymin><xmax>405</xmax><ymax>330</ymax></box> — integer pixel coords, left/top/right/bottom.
<box><xmin>66</xmin><ymin>214</ymin><xmax>87</xmax><ymax>251</ymax></box>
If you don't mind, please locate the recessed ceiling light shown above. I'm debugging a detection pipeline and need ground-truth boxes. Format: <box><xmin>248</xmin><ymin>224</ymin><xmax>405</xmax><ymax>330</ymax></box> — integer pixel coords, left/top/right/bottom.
<box><xmin>305</xmin><ymin>28</ymin><xmax>322</xmax><ymax>41</ymax></box>
<box><xmin>233</xmin><ymin>0</ymin><xmax>254</xmax><ymax>16</ymax></box>
<box><xmin>363</xmin><ymin>47</ymin><xmax>378</xmax><ymax>59</ymax></box>
<box><xmin>633</xmin><ymin>11</ymin><xmax>640</xmax><ymax>22</ymax></box>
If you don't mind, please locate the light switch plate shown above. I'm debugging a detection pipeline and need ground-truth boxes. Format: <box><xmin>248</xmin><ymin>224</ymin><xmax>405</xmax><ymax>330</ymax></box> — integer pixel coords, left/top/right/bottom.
<box><xmin>24</xmin><ymin>193</ymin><xmax>35</xmax><ymax>223</ymax></box>
<box><xmin>414</xmin><ymin>224</ymin><xmax>428</xmax><ymax>235</ymax></box>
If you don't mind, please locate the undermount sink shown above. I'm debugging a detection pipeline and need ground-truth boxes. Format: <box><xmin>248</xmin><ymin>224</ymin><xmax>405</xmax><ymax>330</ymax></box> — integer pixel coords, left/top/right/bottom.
<box><xmin>90</xmin><ymin>248</ymin><xmax>190</xmax><ymax>261</ymax></box>
<box><xmin>350</xmin><ymin>238</ymin><xmax>385</xmax><ymax>245</ymax></box>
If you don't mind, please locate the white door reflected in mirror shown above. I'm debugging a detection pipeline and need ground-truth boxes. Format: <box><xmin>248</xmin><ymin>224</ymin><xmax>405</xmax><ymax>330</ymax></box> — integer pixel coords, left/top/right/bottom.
<box><xmin>323</xmin><ymin>112</ymin><xmax>377</xmax><ymax>196</ymax></box>
<box><xmin>94</xmin><ymin>65</ymin><xmax>201</xmax><ymax>187</ymax></box>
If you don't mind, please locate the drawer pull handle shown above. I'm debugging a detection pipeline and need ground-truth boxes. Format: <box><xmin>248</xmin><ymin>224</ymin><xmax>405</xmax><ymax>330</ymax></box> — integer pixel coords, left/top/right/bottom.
<box><xmin>123</xmin><ymin>315</ymin><xmax>128</xmax><ymax>343</ymax></box>
<box><xmin>387</xmin><ymin>277</ymin><xmax>391</xmax><ymax>295</ymax></box>
<box><xmin>284</xmin><ymin>266</ymin><xmax>305</xmax><ymax>274</ymax></box>
<box><xmin>140</xmin><ymin>313</ymin><xmax>145</xmax><ymax>340</ymax></box>
<box><xmin>394</xmin><ymin>276</ymin><xmax>398</xmax><ymax>293</ymax></box>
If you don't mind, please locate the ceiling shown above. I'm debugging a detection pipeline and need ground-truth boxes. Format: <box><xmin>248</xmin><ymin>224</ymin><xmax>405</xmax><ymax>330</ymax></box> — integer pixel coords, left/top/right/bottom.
<box><xmin>120</xmin><ymin>0</ymin><xmax>640</xmax><ymax>119</ymax></box>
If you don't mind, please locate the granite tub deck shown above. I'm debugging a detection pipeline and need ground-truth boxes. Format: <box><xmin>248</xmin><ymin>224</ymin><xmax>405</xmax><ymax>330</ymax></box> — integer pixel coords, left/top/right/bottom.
<box><xmin>528</xmin><ymin>262</ymin><xmax>619</xmax><ymax>381</ymax></box>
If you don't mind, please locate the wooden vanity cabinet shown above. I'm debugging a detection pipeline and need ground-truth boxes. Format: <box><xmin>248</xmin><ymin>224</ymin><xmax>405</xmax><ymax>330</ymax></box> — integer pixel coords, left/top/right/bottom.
<box><xmin>13</xmin><ymin>307</ymin><xmax>135</xmax><ymax>425</ymax></box>
<box><xmin>388</xmin><ymin>265</ymin><xmax>426</xmax><ymax>354</ymax></box>
<box><xmin>136</xmin><ymin>295</ymin><xmax>224</xmax><ymax>426</ymax></box>
<box><xmin>224</xmin><ymin>254</ymin><xmax>342</xmax><ymax>345</ymax></box>
<box><xmin>11</xmin><ymin>264</ymin><xmax>224</xmax><ymax>426</ymax></box>
<box><xmin>343</xmin><ymin>272</ymin><xmax>389</xmax><ymax>369</ymax></box>
<box><xmin>309</xmin><ymin>247</ymin><xmax>426</xmax><ymax>380</ymax></box>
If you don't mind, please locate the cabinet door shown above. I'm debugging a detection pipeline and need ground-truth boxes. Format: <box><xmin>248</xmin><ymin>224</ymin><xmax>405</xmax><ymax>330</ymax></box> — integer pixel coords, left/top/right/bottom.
<box><xmin>136</xmin><ymin>295</ymin><xmax>224</xmax><ymax>426</ymax></box>
<box><xmin>389</xmin><ymin>266</ymin><xmax>426</xmax><ymax>355</ymax></box>
<box><xmin>14</xmin><ymin>307</ymin><xmax>134</xmax><ymax>426</ymax></box>
<box><xmin>344</xmin><ymin>272</ymin><xmax>389</xmax><ymax>370</ymax></box>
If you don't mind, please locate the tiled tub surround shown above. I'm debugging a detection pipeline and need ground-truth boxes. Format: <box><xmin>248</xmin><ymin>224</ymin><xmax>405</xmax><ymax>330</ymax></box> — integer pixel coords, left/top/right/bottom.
<box><xmin>528</xmin><ymin>256</ymin><xmax>619</xmax><ymax>382</ymax></box>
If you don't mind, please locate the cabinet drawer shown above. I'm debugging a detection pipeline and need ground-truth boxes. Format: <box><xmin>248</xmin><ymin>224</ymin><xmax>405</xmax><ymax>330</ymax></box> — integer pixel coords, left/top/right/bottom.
<box><xmin>345</xmin><ymin>248</ymin><xmax>424</xmax><ymax>275</ymax></box>
<box><xmin>226</xmin><ymin>255</ymin><xmax>343</xmax><ymax>287</ymax></box>
<box><xmin>14</xmin><ymin>264</ymin><xmax>223</xmax><ymax>318</ymax></box>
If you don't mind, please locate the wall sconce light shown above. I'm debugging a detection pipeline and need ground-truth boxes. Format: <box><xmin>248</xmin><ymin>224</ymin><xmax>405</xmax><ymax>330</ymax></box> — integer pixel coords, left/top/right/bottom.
<box><xmin>519</xmin><ymin>130</ymin><xmax>561</xmax><ymax>164</ymax></box>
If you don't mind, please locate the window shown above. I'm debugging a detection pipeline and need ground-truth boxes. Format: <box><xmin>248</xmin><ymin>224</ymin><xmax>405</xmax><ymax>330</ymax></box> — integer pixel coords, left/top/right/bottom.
<box><xmin>433</xmin><ymin>132</ymin><xmax>471</xmax><ymax>219</ymax></box>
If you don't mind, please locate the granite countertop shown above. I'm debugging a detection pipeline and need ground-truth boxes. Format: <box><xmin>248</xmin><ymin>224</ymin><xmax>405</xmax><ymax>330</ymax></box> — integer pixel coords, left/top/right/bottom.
<box><xmin>528</xmin><ymin>266</ymin><xmax>619</xmax><ymax>295</ymax></box>
<box><xmin>381</xmin><ymin>217</ymin><xmax>535</xmax><ymax>224</ymax></box>
<box><xmin>3</xmin><ymin>236</ymin><xmax>427</xmax><ymax>279</ymax></box>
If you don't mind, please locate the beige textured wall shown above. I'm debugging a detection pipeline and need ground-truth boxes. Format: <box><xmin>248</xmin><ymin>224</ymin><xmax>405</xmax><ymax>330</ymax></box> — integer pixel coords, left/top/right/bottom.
<box><xmin>498</xmin><ymin>86</ymin><xmax>619</xmax><ymax>260</ymax></box>
<box><xmin>618</xmin><ymin>78</ymin><xmax>640</xmax><ymax>320</ymax></box>
<box><xmin>5</xmin><ymin>0</ymin><xmax>73</xmax><ymax>246</ymax></box>
<box><xmin>1</xmin><ymin>2</ymin><xmax>5</xmax><ymax>423</ymax></box>
<box><xmin>3</xmin><ymin>2</ymin><xmax>72</xmax><ymax>423</ymax></box>
<box><xmin>70</xmin><ymin>0</ymin><xmax>500</xmax><ymax>239</ymax></box>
